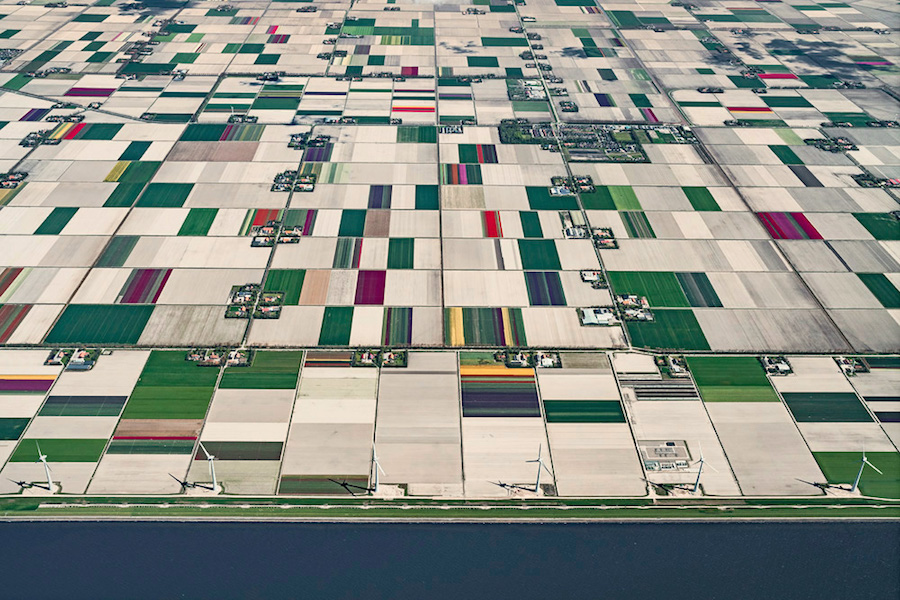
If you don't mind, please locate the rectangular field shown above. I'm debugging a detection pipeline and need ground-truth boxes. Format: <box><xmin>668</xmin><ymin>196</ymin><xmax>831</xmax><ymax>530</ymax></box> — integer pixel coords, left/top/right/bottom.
<box><xmin>45</xmin><ymin>305</ymin><xmax>154</xmax><ymax>345</ymax></box>
<box><xmin>543</xmin><ymin>400</ymin><xmax>625</xmax><ymax>423</ymax></box>
<box><xmin>218</xmin><ymin>351</ymin><xmax>303</xmax><ymax>389</ymax></box>
<box><xmin>813</xmin><ymin>452</ymin><xmax>900</xmax><ymax>498</ymax></box>
<box><xmin>121</xmin><ymin>351</ymin><xmax>219</xmax><ymax>419</ymax></box>
<box><xmin>626</xmin><ymin>310</ymin><xmax>710</xmax><ymax>351</ymax></box>
<box><xmin>9</xmin><ymin>438</ymin><xmax>107</xmax><ymax>462</ymax></box>
<box><xmin>782</xmin><ymin>392</ymin><xmax>873</xmax><ymax>423</ymax></box>
<box><xmin>687</xmin><ymin>356</ymin><xmax>779</xmax><ymax>402</ymax></box>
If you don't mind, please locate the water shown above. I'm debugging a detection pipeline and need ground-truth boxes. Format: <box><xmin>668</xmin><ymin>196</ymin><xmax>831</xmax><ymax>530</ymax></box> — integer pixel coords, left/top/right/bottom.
<box><xmin>0</xmin><ymin>521</ymin><xmax>897</xmax><ymax>600</ymax></box>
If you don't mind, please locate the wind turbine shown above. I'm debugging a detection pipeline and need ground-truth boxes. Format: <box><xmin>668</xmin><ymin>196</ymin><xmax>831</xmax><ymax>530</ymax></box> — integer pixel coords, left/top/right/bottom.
<box><xmin>199</xmin><ymin>442</ymin><xmax>218</xmax><ymax>491</ymax></box>
<box><xmin>526</xmin><ymin>444</ymin><xmax>552</xmax><ymax>493</ymax></box>
<box><xmin>371</xmin><ymin>446</ymin><xmax>385</xmax><ymax>494</ymax></box>
<box><xmin>691</xmin><ymin>441</ymin><xmax>718</xmax><ymax>493</ymax></box>
<box><xmin>850</xmin><ymin>449</ymin><xmax>883</xmax><ymax>493</ymax></box>
<box><xmin>35</xmin><ymin>442</ymin><xmax>54</xmax><ymax>493</ymax></box>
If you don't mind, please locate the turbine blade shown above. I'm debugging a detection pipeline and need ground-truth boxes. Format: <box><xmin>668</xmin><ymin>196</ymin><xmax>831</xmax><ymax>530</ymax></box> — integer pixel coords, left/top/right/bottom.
<box><xmin>542</xmin><ymin>462</ymin><xmax>553</xmax><ymax>476</ymax></box>
<box><xmin>706</xmin><ymin>462</ymin><xmax>720</xmax><ymax>474</ymax></box>
<box><xmin>199</xmin><ymin>442</ymin><xmax>212</xmax><ymax>460</ymax></box>
<box><xmin>377</xmin><ymin>463</ymin><xmax>386</xmax><ymax>476</ymax></box>
<box><xmin>864</xmin><ymin>460</ymin><xmax>883</xmax><ymax>476</ymax></box>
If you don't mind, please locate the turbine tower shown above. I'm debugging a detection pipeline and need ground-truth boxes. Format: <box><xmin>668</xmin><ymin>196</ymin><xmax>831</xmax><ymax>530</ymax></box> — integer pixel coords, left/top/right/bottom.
<box><xmin>35</xmin><ymin>442</ymin><xmax>54</xmax><ymax>493</ymax></box>
<box><xmin>850</xmin><ymin>449</ymin><xmax>882</xmax><ymax>493</ymax></box>
<box><xmin>526</xmin><ymin>444</ymin><xmax>552</xmax><ymax>493</ymax></box>
<box><xmin>199</xmin><ymin>442</ymin><xmax>218</xmax><ymax>491</ymax></box>
<box><xmin>692</xmin><ymin>441</ymin><xmax>718</xmax><ymax>493</ymax></box>
<box><xmin>371</xmin><ymin>446</ymin><xmax>385</xmax><ymax>493</ymax></box>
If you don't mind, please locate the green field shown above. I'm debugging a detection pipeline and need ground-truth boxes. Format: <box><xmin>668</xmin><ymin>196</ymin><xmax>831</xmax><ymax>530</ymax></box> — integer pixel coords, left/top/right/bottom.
<box><xmin>769</xmin><ymin>145</ymin><xmax>802</xmax><ymax>165</ymax></box>
<box><xmin>814</xmin><ymin>452</ymin><xmax>900</xmax><ymax>498</ymax></box>
<box><xmin>9</xmin><ymin>438</ymin><xmax>107</xmax><ymax>462</ymax></box>
<box><xmin>683</xmin><ymin>187</ymin><xmax>721</xmax><ymax>211</ymax></box>
<box><xmin>609</xmin><ymin>185</ymin><xmax>641</xmax><ymax>210</ymax></box>
<box><xmin>620</xmin><ymin>211</ymin><xmax>655</xmax><ymax>238</ymax></box>
<box><xmin>195</xmin><ymin>441</ymin><xmax>283</xmax><ymax>461</ymax></box>
<box><xmin>387</xmin><ymin>238</ymin><xmax>415</xmax><ymax>269</ymax></box>
<box><xmin>136</xmin><ymin>183</ymin><xmax>194</xmax><ymax>208</ymax></box>
<box><xmin>857</xmin><ymin>273</ymin><xmax>900</xmax><ymax>309</ymax></box>
<box><xmin>481</xmin><ymin>37</ymin><xmax>528</xmax><ymax>47</ymax></box>
<box><xmin>103</xmin><ymin>182</ymin><xmax>146</xmax><ymax>207</ymax></box>
<box><xmin>544</xmin><ymin>400</ymin><xmax>626</xmax><ymax>423</ymax></box>
<box><xmin>34</xmin><ymin>207</ymin><xmax>77</xmax><ymax>235</ymax></box>
<box><xmin>459</xmin><ymin>351</ymin><xmax>500</xmax><ymax>366</ymax></box>
<box><xmin>0</xmin><ymin>418</ymin><xmax>28</xmax><ymax>440</ymax></box>
<box><xmin>117</xmin><ymin>161</ymin><xmax>162</xmax><ymax>184</ymax></box>
<box><xmin>467</xmin><ymin>56</ymin><xmax>499</xmax><ymax>68</ymax></box>
<box><xmin>121</xmin><ymin>351</ymin><xmax>219</xmax><ymax>419</ymax></box>
<box><xmin>45</xmin><ymin>304</ymin><xmax>154</xmax><ymax>345</ymax></box>
<box><xmin>781</xmin><ymin>392</ymin><xmax>872</xmax><ymax>422</ymax></box>
<box><xmin>686</xmin><ymin>356</ymin><xmax>779</xmax><ymax>402</ymax></box>
<box><xmin>338</xmin><ymin>210</ymin><xmax>366</xmax><ymax>237</ymax></box>
<box><xmin>319</xmin><ymin>307</ymin><xmax>354</xmax><ymax>345</ymax></box>
<box><xmin>525</xmin><ymin>187</ymin><xmax>579</xmax><ymax>210</ymax></box>
<box><xmin>676</xmin><ymin>272</ymin><xmax>722</xmax><ymax>308</ymax></box>
<box><xmin>626</xmin><ymin>310</ymin><xmax>710</xmax><ymax>351</ymax></box>
<box><xmin>219</xmin><ymin>351</ymin><xmax>303</xmax><ymax>389</ymax></box>
<box><xmin>119</xmin><ymin>141</ymin><xmax>151</xmax><ymax>161</ymax></box>
<box><xmin>279</xmin><ymin>475</ymin><xmax>371</xmax><ymax>495</ymax></box>
<box><xmin>251</xmin><ymin>93</ymin><xmax>300</xmax><ymax>108</ymax></box>
<box><xmin>763</xmin><ymin>96</ymin><xmax>812</xmax><ymax>108</ymax></box>
<box><xmin>853</xmin><ymin>213</ymin><xmax>899</xmax><ymax>241</ymax></box>
<box><xmin>180</xmin><ymin>124</ymin><xmax>226</xmax><ymax>141</ymax></box>
<box><xmin>396</xmin><ymin>126</ymin><xmax>437</xmax><ymax>144</ymax></box>
<box><xmin>263</xmin><ymin>270</ymin><xmax>305</xmax><ymax>305</ymax></box>
<box><xmin>415</xmin><ymin>185</ymin><xmax>439</xmax><ymax>210</ymax></box>
<box><xmin>79</xmin><ymin>123</ymin><xmax>124</xmax><ymax>141</ymax></box>
<box><xmin>518</xmin><ymin>240</ymin><xmax>561</xmax><ymax>270</ymax></box>
<box><xmin>39</xmin><ymin>395</ymin><xmax>126</xmax><ymax>417</ymax></box>
<box><xmin>608</xmin><ymin>272</ymin><xmax>689</xmax><ymax>307</ymax></box>
<box><xmin>177</xmin><ymin>208</ymin><xmax>217</xmax><ymax>236</ymax></box>
<box><xmin>95</xmin><ymin>235</ymin><xmax>139</xmax><ymax>267</ymax></box>
<box><xmin>579</xmin><ymin>187</ymin><xmax>616</xmax><ymax>210</ymax></box>
<box><xmin>514</xmin><ymin>213</ymin><xmax>544</xmax><ymax>240</ymax></box>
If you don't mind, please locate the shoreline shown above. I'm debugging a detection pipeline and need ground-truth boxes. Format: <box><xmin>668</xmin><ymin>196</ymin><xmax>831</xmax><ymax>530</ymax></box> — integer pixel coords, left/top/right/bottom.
<box><xmin>3</xmin><ymin>496</ymin><xmax>899</xmax><ymax>522</ymax></box>
<box><xmin>3</xmin><ymin>515</ymin><xmax>900</xmax><ymax>524</ymax></box>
